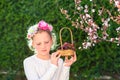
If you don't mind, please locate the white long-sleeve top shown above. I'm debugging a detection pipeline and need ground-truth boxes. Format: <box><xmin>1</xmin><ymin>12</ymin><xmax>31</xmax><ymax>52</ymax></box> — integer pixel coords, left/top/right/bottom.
<box><xmin>23</xmin><ymin>55</ymin><xmax>70</xmax><ymax>80</ymax></box>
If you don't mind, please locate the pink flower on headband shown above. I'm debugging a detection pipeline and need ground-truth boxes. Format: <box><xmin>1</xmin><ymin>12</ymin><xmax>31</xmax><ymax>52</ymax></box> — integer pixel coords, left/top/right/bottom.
<box><xmin>38</xmin><ymin>20</ymin><xmax>53</xmax><ymax>31</ymax></box>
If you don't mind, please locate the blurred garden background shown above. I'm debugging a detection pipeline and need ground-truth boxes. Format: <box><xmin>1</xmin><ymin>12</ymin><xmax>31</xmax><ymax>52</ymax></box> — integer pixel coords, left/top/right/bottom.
<box><xmin>0</xmin><ymin>0</ymin><xmax>120</xmax><ymax>80</ymax></box>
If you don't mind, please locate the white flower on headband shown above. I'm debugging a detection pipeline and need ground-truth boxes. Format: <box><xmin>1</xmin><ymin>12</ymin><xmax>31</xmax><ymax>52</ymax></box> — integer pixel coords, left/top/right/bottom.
<box><xmin>27</xmin><ymin>24</ymin><xmax>38</xmax><ymax>40</ymax></box>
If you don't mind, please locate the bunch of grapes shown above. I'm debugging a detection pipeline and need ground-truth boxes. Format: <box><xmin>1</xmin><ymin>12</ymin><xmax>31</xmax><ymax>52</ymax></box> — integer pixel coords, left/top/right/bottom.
<box><xmin>58</xmin><ymin>42</ymin><xmax>75</xmax><ymax>50</ymax></box>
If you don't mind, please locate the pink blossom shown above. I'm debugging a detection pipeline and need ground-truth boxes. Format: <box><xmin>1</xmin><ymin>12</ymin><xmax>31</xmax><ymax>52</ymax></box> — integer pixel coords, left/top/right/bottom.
<box><xmin>93</xmin><ymin>35</ymin><xmax>98</xmax><ymax>39</ymax></box>
<box><xmin>110</xmin><ymin>38</ymin><xmax>115</xmax><ymax>42</ymax></box>
<box><xmin>88</xmin><ymin>28</ymin><xmax>93</xmax><ymax>33</ymax></box>
<box><xmin>115</xmin><ymin>1</ymin><xmax>120</xmax><ymax>9</ymax></box>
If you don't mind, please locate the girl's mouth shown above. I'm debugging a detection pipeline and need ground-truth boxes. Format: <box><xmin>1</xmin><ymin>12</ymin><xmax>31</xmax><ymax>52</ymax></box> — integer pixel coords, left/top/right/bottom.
<box><xmin>41</xmin><ymin>50</ymin><xmax>47</xmax><ymax>52</ymax></box>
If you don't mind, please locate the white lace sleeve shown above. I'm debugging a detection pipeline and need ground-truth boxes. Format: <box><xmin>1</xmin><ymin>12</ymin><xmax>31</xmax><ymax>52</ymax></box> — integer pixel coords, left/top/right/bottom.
<box><xmin>58</xmin><ymin>59</ymin><xmax>70</xmax><ymax>80</ymax></box>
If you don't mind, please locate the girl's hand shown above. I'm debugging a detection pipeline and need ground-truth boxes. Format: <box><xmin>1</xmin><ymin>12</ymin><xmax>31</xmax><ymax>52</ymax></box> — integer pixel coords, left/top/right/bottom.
<box><xmin>51</xmin><ymin>51</ymin><xmax>61</xmax><ymax>66</ymax></box>
<box><xmin>63</xmin><ymin>52</ymin><xmax>77</xmax><ymax>67</ymax></box>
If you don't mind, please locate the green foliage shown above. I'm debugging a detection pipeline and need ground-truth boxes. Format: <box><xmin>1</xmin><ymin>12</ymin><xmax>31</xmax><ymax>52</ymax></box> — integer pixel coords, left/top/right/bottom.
<box><xmin>0</xmin><ymin>0</ymin><xmax>120</xmax><ymax>80</ymax></box>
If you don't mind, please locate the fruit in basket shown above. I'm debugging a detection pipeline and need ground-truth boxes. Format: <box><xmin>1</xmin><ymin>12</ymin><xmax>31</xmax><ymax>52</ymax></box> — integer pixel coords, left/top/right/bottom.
<box><xmin>57</xmin><ymin>42</ymin><xmax>75</xmax><ymax>56</ymax></box>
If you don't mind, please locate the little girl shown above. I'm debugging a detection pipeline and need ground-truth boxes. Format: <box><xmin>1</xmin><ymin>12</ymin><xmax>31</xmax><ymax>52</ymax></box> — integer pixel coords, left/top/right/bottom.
<box><xmin>23</xmin><ymin>20</ymin><xmax>77</xmax><ymax>80</ymax></box>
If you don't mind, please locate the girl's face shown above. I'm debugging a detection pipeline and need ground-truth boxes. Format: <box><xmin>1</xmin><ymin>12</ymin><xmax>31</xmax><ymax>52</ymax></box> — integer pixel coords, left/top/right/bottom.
<box><xmin>32</xmin><ymin>31</ymin><xmax>52</xmax><ymax>56</ymax></box>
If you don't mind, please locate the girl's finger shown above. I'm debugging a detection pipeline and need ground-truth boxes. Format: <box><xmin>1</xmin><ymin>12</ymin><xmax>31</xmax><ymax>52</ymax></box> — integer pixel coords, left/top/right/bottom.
<box><xmin>73</xmin><ymin>52</ymin><xmax>77</xmax><ymax>62</ymax></box>
<box><xmin>51</xmin><ymin>52</ymin><xmax>56</xmax><ymax>58</ymax></box>
<box><xmin>54</xmin><ymin>52</ymin><xmax>59</xmax><ymax>56</ymax></box>
<box><xmin>51</xmin><ymin>52</ymin><xmax>57</xmax><ymax>58</ymax></box>
<box><xmin>65</xmin><ymin>56</ymin><xmax>69</xmax><ymax>61</ymax></box>
<box><xmin>57</xmin><ymin>54</ymin><xmax>61</xmax><ymax>59</ymax></box>
<box><xmin>70</xmin><ymin>56</ymin><xmax>74</xmax><ymax>61</ymax></box>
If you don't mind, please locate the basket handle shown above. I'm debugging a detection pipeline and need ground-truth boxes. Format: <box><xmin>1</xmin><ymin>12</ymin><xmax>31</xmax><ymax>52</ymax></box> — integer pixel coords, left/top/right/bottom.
<box><xmin>59</xmin><ymin>27</ymin><xmax>73</xmax><ymax>49</ymax></box>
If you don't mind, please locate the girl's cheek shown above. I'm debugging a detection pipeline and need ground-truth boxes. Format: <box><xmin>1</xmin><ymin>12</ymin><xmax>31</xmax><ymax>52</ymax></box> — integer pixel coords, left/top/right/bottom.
<box><xmin>37</xmin><ymin>45</ymin><xmax>40</xmax><ymax>49</ymax></box>
<box><xmin>35</xmin><ymin>45</ymin><xmax>40</xmax><ymax>49</ymax></box>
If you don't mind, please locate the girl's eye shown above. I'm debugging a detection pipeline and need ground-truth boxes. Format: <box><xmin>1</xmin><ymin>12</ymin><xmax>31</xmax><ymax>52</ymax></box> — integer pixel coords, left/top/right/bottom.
<box><xmin>37</xmin><ymin>43</ymin><xmax>41</xmax><ymax>45</ymax></box>
<box><xmin>45</xmin><ymin>41</ymin><xmax>49</xmax><ymax>44</ymax></box>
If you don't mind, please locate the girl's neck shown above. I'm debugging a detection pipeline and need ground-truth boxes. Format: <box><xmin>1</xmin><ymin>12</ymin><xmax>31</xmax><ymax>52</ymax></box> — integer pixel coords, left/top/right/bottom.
<box><xmin>36</xmin><ymin>54</ymin><xmax>50</xmax><ymax>60</ymax></box>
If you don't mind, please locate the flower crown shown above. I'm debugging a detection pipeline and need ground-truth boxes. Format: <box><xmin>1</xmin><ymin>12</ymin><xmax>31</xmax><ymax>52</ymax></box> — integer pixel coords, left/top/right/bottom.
<box><xmin>27</xmin><ymin>20</ymin><xmax>53</xmax><ymax>40</ymax></box>
<box><xmin>27</xmin><ymin>20</ymin><xmax>57</xmax><ymax>51</ymax></box>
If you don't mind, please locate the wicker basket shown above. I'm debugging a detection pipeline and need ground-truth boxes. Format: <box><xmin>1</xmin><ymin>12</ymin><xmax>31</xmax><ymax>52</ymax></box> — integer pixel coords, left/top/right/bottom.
<box><xmin>58</xmin><ymin>27</ymin><xmax>75</xmax><ymax>56</ymax></box>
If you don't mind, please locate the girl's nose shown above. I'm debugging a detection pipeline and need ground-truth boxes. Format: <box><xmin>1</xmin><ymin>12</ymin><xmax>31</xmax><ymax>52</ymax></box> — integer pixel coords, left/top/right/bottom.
<box><xmin>41</xmin><ymin>43</ymin><xmax>46</xmax><ymax>49</ymax></box>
